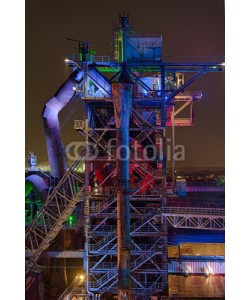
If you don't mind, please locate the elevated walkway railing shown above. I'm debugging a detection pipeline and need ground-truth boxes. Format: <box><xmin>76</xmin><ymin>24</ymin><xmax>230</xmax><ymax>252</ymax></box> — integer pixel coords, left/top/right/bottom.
<box><xmin>162</xmin><ymin>206</ymin><xmax>225</xmax><ymax>230</ymax></box>
<box><xmin>162</xmin><ymin>206</ymin><xmax>225</xmax><ymax>217</ymax></box>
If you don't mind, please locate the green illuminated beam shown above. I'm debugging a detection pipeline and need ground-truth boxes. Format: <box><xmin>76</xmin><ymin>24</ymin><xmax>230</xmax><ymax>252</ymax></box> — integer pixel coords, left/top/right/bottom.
<box><xmin>121</xmin><ymin>31</ymin><xmax>124</xmax><ymax>62</ymax></box>
<box><xmin>25</xmin><ymin>181</ymin><xmax>39</xmax><ymax>197</ymax></box>
<box><xmin>96</xmin><ymin>66</ymin><xmax>162</xmax><ymax>73</ymax></box>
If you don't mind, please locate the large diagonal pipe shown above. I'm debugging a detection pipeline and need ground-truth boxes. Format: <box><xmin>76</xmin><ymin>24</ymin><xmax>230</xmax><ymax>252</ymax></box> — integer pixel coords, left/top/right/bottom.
<box><xmin>42</xmin><ymin>70</ymin><xmax>83</xmax><ymax>178</ymax></box>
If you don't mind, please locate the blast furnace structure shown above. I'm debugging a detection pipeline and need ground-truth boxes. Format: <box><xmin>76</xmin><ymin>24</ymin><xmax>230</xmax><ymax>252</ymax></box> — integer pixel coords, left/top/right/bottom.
<box><xmin>25</xmin><ymin>13</ymin><xmax>225</xmax><ymax>300</ymax></box>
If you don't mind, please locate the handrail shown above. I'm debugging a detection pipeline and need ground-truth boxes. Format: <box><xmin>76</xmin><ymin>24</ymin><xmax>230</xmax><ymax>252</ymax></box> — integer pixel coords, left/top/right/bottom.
<box><xmin>58</xmin><ymin>274</ymin><xmax>84</xmax><ymax>300</ymax></box>
<box><xmin>162</xmin><ymin>206</ymin><xmax>225</xmax><ymax>216</ymax></box>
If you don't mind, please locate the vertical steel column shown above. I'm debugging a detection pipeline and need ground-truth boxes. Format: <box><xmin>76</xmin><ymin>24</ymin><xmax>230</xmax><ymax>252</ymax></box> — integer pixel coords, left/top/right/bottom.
<box><xmin>161</xmin><ymin>66</ymin><xmax>168</xmax><ymax>294</ymax></box>
<box><xmin>171</xmin><ymin>105</ymin><xmax>176</xmax><ymax>193</ymax></box>
<box><xmin>119</xmin><ymin>12</ymin><xmax>129</xmax><ymax>63</ymax></box>
<box><xmin>112</xmin><ymin>82</ymin><xmax>133</xmax><ymax>300</ymax></box>
<box><xmin>113</xmin><ymin>12</ymin><xmax>132</xmax><ymax>299</ymax></box>
<box><xmin>83</xmin><ymin>71</ymin><xmax>90</xmax><ymax>294</ymax></box>
<box><xmin>160</xmin><ymin>66</ymin><xmax>167</xmax><ymax>197</ymax></box>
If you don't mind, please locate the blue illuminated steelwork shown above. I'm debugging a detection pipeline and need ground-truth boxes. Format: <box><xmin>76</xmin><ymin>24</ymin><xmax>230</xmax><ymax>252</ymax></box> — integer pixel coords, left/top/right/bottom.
<box><xmin>25</xmin><ymin>12</ymin><xmax>224</xmax><ymax>300</ymax></box>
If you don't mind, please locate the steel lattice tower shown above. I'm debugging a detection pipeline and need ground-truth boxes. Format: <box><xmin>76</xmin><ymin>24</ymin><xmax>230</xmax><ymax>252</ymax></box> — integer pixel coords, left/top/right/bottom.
<box><xmin>25</xmin><ymin>12</ymin><xmax>225</xmax><ymax>300</ymax></box>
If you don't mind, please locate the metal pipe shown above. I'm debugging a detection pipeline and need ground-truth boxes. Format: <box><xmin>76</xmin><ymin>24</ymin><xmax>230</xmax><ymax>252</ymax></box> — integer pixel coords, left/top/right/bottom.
<box><xmin>112</xmin><ymin>81</ymin><xmax>133</xmax><ymax>300</ymax></box>
<box><xmin>42</xmin><ymin>69</ymin><xmax>83</xmax><ymax>178</ymax></box>
<box><xmin>83</xmin><ymin>97</ymin><xmax>91</xmax><ymax>299</ymax></box>
<box><xmin>25</xmin><ymin>174</ymin><xmax>48</xmax><ymax>202</ymax></box>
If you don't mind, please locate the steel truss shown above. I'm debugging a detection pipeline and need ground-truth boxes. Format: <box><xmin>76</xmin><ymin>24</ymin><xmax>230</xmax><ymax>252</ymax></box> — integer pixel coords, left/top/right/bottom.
<box><xmin>25</xmin><ymin>149</ymin><xmax>87</xmax><ymax>274</ymax></box>
<box><xmin>73</xmin><ymin>101</ymin><xmax>168</xmax><ymax>298</ymax></box>
<box><xmin>25</xmin><ymin>38</ymin><xmax>224</xmax><ymax>299</ymax></box>
<box><xmin>162</xmin><ymin>207</ymin><xmax>225</xmax><ymax>230</ymax></box>
<box><xmin>69</xmin><ymin>79</ymin><xmax>222</xmax><ymax>298</ymax></box>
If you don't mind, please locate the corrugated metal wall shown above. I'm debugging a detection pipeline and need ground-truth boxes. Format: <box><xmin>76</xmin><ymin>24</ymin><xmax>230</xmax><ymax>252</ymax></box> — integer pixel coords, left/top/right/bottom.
<box><xmin>168</xmin><ymin>260</ymin><xmax>225</xmax><ymax>274</ymax></box>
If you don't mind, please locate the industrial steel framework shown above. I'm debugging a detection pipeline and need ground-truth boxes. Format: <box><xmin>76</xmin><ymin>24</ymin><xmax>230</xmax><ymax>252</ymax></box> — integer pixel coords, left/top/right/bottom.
<box><xmin>25</xmin><ymin>12</ymin><xmax>224</xmax><ymax>300</ymax></box>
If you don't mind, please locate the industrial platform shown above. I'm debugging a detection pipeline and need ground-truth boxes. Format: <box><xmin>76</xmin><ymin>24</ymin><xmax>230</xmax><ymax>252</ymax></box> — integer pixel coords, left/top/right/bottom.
<box><xmin>25</xmin><ymin>12</ymin><xmax>225</xmax><ymax>300</ymax></box>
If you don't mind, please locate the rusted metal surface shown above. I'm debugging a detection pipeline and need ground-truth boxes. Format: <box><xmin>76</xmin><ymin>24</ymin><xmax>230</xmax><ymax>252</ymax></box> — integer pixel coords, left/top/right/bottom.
<box><xmin>168</xmin><ymin>274</ymin><xmax>225</xmax><ymax>298</ymax></box>
<box><xmin>179</xmin><ymin>243</ymin><xmax>225</xmax><ymax>257</ymax></box>
<box><xmin>168</xmin><ymin>246</ymin><xmax>179</xmax><ymax>258</ymax></box>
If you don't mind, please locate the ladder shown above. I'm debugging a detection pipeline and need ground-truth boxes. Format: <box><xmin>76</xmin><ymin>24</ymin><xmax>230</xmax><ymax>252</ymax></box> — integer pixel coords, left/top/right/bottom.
<box><xmin>113</xmin><ymin>31</ymin><xmax>121</xmax><ymax>62</ymax></box>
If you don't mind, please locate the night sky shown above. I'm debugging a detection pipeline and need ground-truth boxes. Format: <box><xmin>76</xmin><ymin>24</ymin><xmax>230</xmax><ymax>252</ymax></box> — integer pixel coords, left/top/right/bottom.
<box><xmin>25</xmin><ymin>0</ymin><xmax>225</xmax><ymax>168</ymax></box>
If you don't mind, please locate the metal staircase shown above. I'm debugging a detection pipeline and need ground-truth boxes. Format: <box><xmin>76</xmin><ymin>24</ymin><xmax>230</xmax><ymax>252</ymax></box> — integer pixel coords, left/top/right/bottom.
<box><xmin>131</xmin><ymin>242</ymin><xmax>163</xmax><ymax>271</ymax></box>
<box><xmin>58</xmin><ymin>274</ymin><xmax>85</xmax><ymax>300</ymax></box>
<box><xmin>89</xmin><ymin>209</ymin><xmax>159</xmax><ymax>253</ymax></box>
<box><xmin>26</xmin><ymin>12</ymin><xmax>225</xmax><ymax>299</ymax></box>
<box><xmin>73</xmin><ymin>109</ymin><xmax>167</xmax><ymax>297</ymax></box>
<box><xmin>65</xmin><ymin>60</ymin><xmax>112</xmax><ymax>97</ymax></box>
<box><xmin>90</xmin><ymin>266</ymin><xmax>118</xmax><ymax>290</ymax></box>
<box><xmin>89</xmin><ymin>193</ymin><xmax>116</xmax><ymax>215</ymax></box>
<box><xmin>88</xmin><ymin>210</ymin><xmax>165</xmax><ymax>294</ymax></box>
<box><xmin>74</xmin><ymin>120</ymin><xmax>113</xmax><ymax>157</ymax></box>
<box><xmin>139</xmin><ymin>281</ymin><xmax>163</xmax><ymax>297</ymax></box>
<box><xmin>25</xmin><ymin>149</ymin><xmax>87</xmax><ymax>274</ymax></box>
<box><xmin>74</xmin><ymin>120</ymin><xmax>165</xmax><ymax>182</ymax></box>
<box><xmin>89</xmin><ymin>239</ymin><xmax>164</xmax><ymax>292</ymax></box>
<box><xmin>87</xmin><ymin>68</ymin><xmax>112</xmax><ymax>96</ymax></box>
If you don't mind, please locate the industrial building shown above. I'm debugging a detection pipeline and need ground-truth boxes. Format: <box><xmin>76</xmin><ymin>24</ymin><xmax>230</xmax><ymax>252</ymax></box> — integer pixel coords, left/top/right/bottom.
<box><xmin>25</xmin><ymin>12</ymin><xmax>225</xmax><ymax>300</ymax></box>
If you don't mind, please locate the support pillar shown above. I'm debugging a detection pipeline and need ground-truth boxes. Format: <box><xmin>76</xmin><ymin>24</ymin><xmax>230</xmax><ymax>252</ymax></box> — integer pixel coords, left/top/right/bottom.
<box><xmin>83</xmin><ymin>99</ymin><xmax>90</xmax><ymax>295</ymax></box>
<box><xmin>161</xmin><ymin>66</ymin><xmax>168</xmax><ymax>294</ymax></box>
<box><xmin>160</xmin><ymin>66</ymin><xmax>167</xmax><ymax>202</ymax></box>
<box><xmin>112</xmin><ymin>82</ymin><xmax>133</xmax><ymax>300</ymax></box>
<box><xmin>171</xmin><ymin>105</ymin><xmax>176</xmax><ymax>193</ymax></box>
